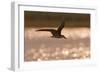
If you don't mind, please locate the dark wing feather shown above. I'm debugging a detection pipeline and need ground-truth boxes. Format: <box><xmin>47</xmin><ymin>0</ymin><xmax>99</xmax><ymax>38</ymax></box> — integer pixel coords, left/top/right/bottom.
<box><xmin>57</xmin><ymin>20</ymin><xmax>65</xmax><ymax>35</ymax></box>
<box><xmin>36</xmin><ymin>29</ymin><xmax>55</xmax><ymax>31</ymax></box>
<box><xmin>36</xmin><ymin>29</ymin><xmax>56</xmax><ymax>36</ymax></box>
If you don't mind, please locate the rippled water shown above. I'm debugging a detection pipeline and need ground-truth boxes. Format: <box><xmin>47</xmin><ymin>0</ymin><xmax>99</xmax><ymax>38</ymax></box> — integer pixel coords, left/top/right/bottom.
<box><xmin>24</xmin><ymin>28</ymin><xmax>90</xmax><ymax>61</ymax></box>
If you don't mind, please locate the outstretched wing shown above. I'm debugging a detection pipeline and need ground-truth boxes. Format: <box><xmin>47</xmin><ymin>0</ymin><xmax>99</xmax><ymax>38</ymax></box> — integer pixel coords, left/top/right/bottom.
<box><xmin>57</xmin><ymin>20</ymin><xmax>65</xmax><ymax>35</ymax></box>
<box><xmin>36</xmin><ymin>29</ymin><xmax>55</xmax><ymax>31</ymax></box>
<box><xmin>36</xmin><ymin>29</ymin><xmax>56</xmax><ymax>36</ymax></box>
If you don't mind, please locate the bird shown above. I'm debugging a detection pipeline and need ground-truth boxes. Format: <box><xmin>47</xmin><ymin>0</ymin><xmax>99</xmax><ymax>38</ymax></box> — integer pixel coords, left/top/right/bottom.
<box><xmin>36</xmin><ymin>19</ymin><xmax>67</xmax><ymax>39</ymax></box>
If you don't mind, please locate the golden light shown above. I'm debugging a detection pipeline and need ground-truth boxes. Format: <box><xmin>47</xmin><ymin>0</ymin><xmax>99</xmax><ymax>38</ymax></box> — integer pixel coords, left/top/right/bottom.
<box><xmin>24</xmin><ymin>28</ymin><xmax>90</xmax><ymax>61</ymax></box>
<box><xmin>62</xmin><ymin>50</ymin><xmax>69</xmax><ymax>56</ymax></box>
<box><xmin>37</xmin><ymin>58</ymin><xmax>42</xmax><ymax>61</ymax></box>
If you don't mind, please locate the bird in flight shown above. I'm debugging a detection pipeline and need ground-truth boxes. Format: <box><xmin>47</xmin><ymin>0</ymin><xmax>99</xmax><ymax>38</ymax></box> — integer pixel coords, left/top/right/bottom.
<box><xmin>36</xmin><ymin>19</ymin><xmax>67</xmax><ymax>39</ymax></box>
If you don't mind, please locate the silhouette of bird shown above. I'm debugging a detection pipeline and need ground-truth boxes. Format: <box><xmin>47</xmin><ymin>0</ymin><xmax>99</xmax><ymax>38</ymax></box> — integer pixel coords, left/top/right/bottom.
<box><xmin>36</xmin><ymin>19</ymin><xmax>67</xmax><ymax>39</ymax></box>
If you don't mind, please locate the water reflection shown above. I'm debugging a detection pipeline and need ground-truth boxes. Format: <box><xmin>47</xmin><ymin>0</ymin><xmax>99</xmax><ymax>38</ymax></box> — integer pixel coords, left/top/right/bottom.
<box><xmin>24</xmin><ymin>28</ymin><xmax>90</xmax><ymax>61</ymax></box>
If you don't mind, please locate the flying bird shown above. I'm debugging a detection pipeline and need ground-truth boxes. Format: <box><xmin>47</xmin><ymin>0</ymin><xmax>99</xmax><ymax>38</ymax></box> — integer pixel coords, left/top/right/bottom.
<box><xmin>36</xmin><ymin>19</ymin><xmax>67</xmax><ymax>39</ymax></box>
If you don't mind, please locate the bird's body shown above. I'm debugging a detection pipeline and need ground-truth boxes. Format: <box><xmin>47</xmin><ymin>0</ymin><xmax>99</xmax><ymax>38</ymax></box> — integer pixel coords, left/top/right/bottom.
<box><xmin>36</xmin><ymin>19</ymin><xmax>67</xmax><ymax>39</ymax></box>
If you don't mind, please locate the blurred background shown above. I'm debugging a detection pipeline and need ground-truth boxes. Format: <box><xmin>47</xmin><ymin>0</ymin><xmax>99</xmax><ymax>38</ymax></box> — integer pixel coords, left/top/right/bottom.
<box><xmin>24</xmin><ymin>11</ymin><xmax>90</xmax><ymax>61</ymax></box>
<box><xmin>24</xmin><ymin>11</ymin><xmax>90</xmax><ymax>28</ymax></box>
